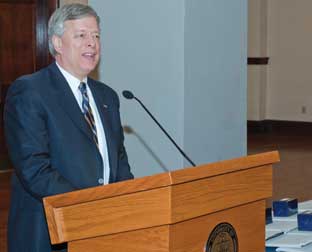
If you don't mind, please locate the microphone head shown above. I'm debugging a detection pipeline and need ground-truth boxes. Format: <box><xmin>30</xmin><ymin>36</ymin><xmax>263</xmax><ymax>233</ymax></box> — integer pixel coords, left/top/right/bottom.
<box><xmin>122</xmin><ymin>90</ymin><xmax>134</xmax><ymax>99</ymax></box>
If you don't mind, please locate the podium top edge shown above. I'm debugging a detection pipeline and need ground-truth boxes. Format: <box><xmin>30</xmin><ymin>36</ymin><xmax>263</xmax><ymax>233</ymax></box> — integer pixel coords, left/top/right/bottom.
<box><xmin>43</xmin><ymin>151</ymin><xmax>279</xmax><ymax>209</ymax></box>
<box><xmin>169</xmin><ymin>150</ymin><xmax>279</xmax><ymax>184</ymax></box>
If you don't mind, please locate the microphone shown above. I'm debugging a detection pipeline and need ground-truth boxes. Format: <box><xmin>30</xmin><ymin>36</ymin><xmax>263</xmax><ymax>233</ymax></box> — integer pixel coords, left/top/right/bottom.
<box><xmin>122</xmin><ymin>90</ymin><xmax>196</xmax><ymax>167</ymax></box>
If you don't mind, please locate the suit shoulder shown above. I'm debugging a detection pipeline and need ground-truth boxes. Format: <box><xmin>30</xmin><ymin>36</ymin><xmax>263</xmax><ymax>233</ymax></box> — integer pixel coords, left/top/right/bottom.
<box><xmin>10</xmin><ymin>66</ymin><xmax>50</xmax><ymax>90</ymax></box>
<box><xmin>89</xmin><ymin>78</ymin><xmax>119</xmax><ymax>100</ymax></box>
<box><xmin>90</xmin><ymin>79</ymin><xmax>116</xmax><ymax>92</ymax></box>
<box><xmin>7</xmin><ymin>67</ymin><xmax>53</xmax><ymax>103</ymax></box>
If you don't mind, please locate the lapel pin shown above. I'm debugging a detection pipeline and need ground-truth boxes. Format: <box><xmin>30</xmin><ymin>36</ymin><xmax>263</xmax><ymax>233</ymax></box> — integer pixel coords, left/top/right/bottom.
<box><xmin>103</xmin><ymin>104</ymin><xmax>108</xmax><ymax>109</ymax></box>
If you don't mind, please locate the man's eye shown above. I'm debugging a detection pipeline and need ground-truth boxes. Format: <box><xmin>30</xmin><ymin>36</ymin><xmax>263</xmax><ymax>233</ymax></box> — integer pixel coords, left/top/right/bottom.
<box><xmin>75</xmin><ymin>33</ymin><xmax>85</xmax><ymax>38</ymax></box>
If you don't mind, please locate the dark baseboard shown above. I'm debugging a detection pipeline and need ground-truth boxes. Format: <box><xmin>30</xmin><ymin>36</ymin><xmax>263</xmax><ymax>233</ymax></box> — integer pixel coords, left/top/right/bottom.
<box><xmin>248</xmin><ymin>120</ymin><xmax>312</xmax><ymax>134</ymax></box>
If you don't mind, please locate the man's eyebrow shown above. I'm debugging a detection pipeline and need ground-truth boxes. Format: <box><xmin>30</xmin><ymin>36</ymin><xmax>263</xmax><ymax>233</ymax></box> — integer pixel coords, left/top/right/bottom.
<box><xmin>74</xmin><ymin>29</ymin><xmax>100</xmax><ymax>33</ymax></box>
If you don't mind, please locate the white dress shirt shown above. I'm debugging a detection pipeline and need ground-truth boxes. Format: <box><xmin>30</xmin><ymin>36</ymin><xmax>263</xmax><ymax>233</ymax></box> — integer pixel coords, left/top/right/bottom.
<box><xmin>56</xmin><ymin>63</ymin><xmax>110</xmax><ymax>185</ymax></box>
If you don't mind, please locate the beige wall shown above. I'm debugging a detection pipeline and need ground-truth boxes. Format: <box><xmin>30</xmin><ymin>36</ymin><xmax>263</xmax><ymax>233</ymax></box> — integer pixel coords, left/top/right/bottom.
<box><xmin>248</xmin><ymin>0</ymin><xmax>268</xmax><ymax>120</ymax></box>
<box><xmin>267</xmin><ymin>0</ymin><xmax>312</xmax><ymax>121</ymax></box>
<box><xmin>248</xmin><ymin>0</ymin><xmax>312</xmax><ymax>122</ymax></box>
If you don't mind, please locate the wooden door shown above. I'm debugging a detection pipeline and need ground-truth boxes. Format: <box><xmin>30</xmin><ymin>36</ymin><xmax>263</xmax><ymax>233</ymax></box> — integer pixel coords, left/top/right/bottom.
<box><xmin>0</xmin><ymin>0</ymin><xmax>58</xmax><ymax>170</ymax></box>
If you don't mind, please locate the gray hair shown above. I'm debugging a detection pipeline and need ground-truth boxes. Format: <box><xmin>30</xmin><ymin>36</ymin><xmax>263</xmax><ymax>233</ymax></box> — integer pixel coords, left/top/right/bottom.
<box><xmin>48</xmin><ymin>4</ymin><xmax>100</xmax><ymax>57</ymax></box>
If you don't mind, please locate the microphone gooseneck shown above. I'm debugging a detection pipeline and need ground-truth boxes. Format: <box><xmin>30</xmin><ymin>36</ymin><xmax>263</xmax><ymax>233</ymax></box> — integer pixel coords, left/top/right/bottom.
<box><xmin>122</xmin><ymin>90</ymin><xmax>196</xmax><ymax>167</ymax></box>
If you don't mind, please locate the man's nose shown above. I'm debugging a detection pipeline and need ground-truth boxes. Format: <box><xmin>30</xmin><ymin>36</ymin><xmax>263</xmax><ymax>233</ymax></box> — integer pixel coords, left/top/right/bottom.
<box><xmin>87</xmin><ymin>35</ymin><xmax>97</xmax><ymax>47</ymax></box>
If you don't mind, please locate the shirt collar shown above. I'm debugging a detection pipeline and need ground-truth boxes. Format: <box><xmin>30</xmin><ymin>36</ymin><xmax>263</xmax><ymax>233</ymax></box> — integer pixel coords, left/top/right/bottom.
<box><xmin>56</xmin><ymin>62</ymin><xmax>88</xmax><ymax>89</ymax></box>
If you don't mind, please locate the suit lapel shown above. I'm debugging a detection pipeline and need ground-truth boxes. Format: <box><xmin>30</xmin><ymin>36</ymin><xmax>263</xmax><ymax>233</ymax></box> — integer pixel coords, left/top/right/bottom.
<box><xmin>48</xmin><ymin>63</ymin><xmax>95</xmax><ymax>144</ymax></box>
<box><xmin>88</xmin><ymin>79</ymin><xmax>118</xmax><ymax>179</ymax></box>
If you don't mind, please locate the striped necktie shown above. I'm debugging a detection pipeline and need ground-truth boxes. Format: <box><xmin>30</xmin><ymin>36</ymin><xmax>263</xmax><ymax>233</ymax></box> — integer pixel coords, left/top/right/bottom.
<box><xmin>79</xmin><ymin>82</ymin><xmax>99</xmax><ymax>147</ymax></box>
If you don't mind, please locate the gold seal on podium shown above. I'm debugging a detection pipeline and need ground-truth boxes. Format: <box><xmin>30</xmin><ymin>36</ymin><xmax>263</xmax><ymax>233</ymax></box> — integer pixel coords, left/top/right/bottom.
<box><xmin>206</xmin><ymin>223</ymin><xmax>238</xmax><ymax>252</ymax></box>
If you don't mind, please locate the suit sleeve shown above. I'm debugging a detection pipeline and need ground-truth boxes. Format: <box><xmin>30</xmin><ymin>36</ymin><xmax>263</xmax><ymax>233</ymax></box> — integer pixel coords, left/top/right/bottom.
<box><xmin>116</xmin><ymin>128</ymin><xmax>134</xmax><ymax>181</ymax></box>
<box><xmin>4</xmin><ymin>80</ymin><xmax>76</xmax><ymax>200</ymax></box>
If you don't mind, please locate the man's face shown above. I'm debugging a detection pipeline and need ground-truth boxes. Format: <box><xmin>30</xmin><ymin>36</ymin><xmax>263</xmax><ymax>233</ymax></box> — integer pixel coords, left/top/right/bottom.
<box><xmin>53</xmin><ymin>16</ymin><xmax>100</xmax><ymax>80</ymax></box>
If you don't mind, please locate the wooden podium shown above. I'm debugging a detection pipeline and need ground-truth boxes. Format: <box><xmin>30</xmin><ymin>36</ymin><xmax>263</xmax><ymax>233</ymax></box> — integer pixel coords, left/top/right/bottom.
<box><xmin>43</xmin><ymin>151</ymin><xmax>279</xmax><ymax>252</ymax></box>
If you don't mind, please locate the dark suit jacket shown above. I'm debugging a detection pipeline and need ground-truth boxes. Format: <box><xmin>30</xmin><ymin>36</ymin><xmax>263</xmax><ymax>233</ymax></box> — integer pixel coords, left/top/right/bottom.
<box><xmin>4</xmin><ymin>62</ymin><xmax>134</xmax><ymax>252</ymax></box>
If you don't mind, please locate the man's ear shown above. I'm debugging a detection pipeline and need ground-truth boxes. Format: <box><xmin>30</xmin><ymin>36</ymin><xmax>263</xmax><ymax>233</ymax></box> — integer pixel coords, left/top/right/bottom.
<box><xmin>52</xmin><ymin>35</ymin><xmax>62</xmax><ymax>54</ymax></box>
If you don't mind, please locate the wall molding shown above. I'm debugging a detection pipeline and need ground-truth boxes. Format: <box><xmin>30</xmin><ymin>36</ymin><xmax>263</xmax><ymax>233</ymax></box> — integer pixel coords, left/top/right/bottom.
<box><xmin>247</xmin><ymin>57</ymin><xmax>269</xmax><ymax>65</ymax></box>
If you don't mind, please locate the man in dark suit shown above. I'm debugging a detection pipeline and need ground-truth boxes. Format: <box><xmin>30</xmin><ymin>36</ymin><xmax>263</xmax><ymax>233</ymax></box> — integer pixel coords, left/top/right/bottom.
<box><xmin>4</xmin><ymin>4</ymin><xmax>133</xmax><ymax>252</ymax></box>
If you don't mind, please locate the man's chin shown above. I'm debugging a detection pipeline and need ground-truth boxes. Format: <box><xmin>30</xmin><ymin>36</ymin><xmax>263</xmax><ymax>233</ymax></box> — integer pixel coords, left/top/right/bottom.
<box><xmin>81</xmin><ymin>65</ymin><xmax>98</xmax><ymax>76</ymax></box>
